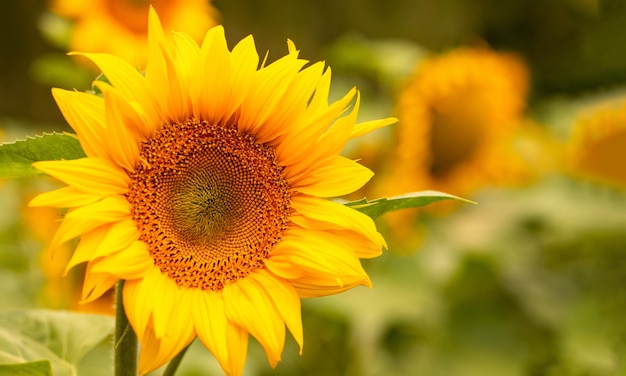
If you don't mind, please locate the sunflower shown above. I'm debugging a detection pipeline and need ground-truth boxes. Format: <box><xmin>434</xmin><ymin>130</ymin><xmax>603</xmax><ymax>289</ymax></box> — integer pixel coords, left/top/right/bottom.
<box><xmin>30</xmin><ymin>7</ymin><xmax>394</xmax><ymax>375</ymax></box>
<box><xmin>389</xmin><ymin>46</ymin><xmax>529</xmax><ymax>196</ymax></box>
<box><xmin>568</xmin><ymin>98</ymin><xmax>626</xmax><ymax>188</ymax></box>
<box><xmin>24</xmin><ymin>196</ymin><xmax>76</xmax><ymax>309</ymax></box>
<box><xmin>50</xmin><ymin>0</ymin><xmax>218</xmax><ymax>68</ymax></box>
<box><xmin>369</xmin><ymin>47</ymin><xmax>530</xmax><ymax>250</ymax></box>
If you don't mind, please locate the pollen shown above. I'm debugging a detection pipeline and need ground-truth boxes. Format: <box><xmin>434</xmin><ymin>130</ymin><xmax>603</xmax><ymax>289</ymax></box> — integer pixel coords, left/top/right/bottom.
<box><xmin>126</xmin><ymin>118</ymin><xmax>291</xmax><ymax>291</ymax></box>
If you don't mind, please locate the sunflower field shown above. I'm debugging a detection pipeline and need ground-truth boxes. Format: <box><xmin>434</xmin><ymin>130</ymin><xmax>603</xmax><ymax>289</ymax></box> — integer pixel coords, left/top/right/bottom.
<box><xmin>2</xmin><ymin>1</ymin><xmax>626</xmax><ymax>375</ymax></box>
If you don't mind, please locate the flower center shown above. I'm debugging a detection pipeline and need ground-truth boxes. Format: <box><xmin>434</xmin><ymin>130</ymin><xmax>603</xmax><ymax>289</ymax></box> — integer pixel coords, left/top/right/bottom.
<box><xmin>428</xmin><ymin>95</ymin><xmax>485</xmax><ymax>177</ymax></box>
<box><xmin>126</xmin><ymin>119</ymin><xmax>291</xmax><ymax>291</ymax></box>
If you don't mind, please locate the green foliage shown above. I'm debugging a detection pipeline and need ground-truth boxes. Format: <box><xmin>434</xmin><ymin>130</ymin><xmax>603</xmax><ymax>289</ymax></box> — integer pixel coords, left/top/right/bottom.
<box><xmin>345</xmin><ymin>191</ymin><xmax>475</xmax><ymax>219</ymax></box>
<box><xmin>30</xmin><ymin>53</ymin><xmax>94</xmax><ymax>91</ymax></box>
<box><xmin>0</xmin><ymin>310</ymin><xmax>113</xmax><ymax>376</ymax></box>
<box><xmin>37</xmin><ymin>11</ymin><xmax>72</xmax><ymax>50</ymax></box>
<box><xmin>0</xmin><ymin>133</ymin><xmax>86</xmax><ymax>178</ymax></box>
<box><xmin>0</xmin><ymin>360</ymin><xmax>53</xmax><ymax>376</ymax></box>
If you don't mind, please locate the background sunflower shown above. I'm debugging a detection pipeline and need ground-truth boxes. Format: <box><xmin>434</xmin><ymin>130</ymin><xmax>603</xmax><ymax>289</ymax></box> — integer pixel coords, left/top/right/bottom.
<box><xmin>49</xmin><ymin>0</ymin><xmax>219</xmax><ymax>68</ymax></box>
<box><xmin>3</xmin><ymin>0</ymin><xmax>626</xmax><ymax>375</ymax></box>
<box><xmin>567</xmin><ymin>98</ymin><xmax>626</xmax><ymax>188</ymax></box>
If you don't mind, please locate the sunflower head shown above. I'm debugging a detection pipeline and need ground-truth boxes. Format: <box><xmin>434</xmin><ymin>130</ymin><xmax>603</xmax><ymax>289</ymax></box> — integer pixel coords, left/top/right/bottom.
<box><xmin>568</xmin><ymin>99</ymin><xmax>626</xmax><ymax>188</ymax></box>
<box><xmin>31</xmin><ymin>7</ymin><xmax>394</xmax><ymax>375</ymax></box>
<box><xmin>50</xmin><ymin>0</ymin><xmax>219</xmax><ymax>67</ymax></box>
<box><xmin>391</xmin><ymin>46</ymin><xmax>530</xmax><ymax>196</ymax></box>
<box><xmin>366</xmin><ymin>46</ymin><xmax>530</xmax><ymax>252</ymax></box>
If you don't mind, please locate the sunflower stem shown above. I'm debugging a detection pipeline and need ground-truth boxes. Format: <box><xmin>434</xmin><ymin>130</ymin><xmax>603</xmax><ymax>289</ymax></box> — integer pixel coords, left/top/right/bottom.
<box><xmin>162</xmin><ymin>343</ymin><xmax>191</xmax><ymax>376</ymax></box>
<box><xmin>115</xmin><ymin>280</ymin><xmax>138</xmax><ymax>376</ymax></box>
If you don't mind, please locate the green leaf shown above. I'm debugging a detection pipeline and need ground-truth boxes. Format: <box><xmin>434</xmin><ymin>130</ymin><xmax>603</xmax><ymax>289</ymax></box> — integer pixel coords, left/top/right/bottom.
<box><xmin>0</xmin><ymin>309</ymin><xmax>114</xmax><ymax>376</ymax></box>
<box><xmin>0</xmin><ymin>360</ymin><xmax>53</xmax><ymax>376</ymax></box>
<box><xmin>344</xmin><ymin>190</ymin><xmax>475</xmax><ymax>219</ymax></box>
<box><xmin>0</xmin><ymin>133</ymin><xmax>86</xmax><ymax>178</ymax></box>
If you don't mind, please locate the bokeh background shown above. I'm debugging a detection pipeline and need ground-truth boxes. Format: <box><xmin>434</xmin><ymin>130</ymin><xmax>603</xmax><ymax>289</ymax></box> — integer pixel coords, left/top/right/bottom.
<box><xmin>2</xmin><ymin>0</ymin><xmax>626</xmax><ymax>375</ymax></box>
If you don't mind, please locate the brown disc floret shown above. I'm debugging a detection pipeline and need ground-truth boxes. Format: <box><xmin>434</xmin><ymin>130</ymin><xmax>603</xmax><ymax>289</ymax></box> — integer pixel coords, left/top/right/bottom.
<box><xmin>126</xmin><ymin>118</ymin><xmax>291</xmax><ymax>291</ymax></box>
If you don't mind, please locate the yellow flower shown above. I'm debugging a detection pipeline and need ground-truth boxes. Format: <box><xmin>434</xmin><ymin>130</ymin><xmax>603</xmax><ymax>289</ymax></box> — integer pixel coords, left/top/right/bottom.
<box><xmin>388</xmin><ymin>46</ymin><xmax>529</xmax><ymax>196</ymax></box>
<box><xmin>30</xmin><ymin>8</ymin><xmax>394</xmax><ymax>375</ymax></box>
<box><xmin>369</xmin><ymin>47</ymin><xmax>530</xmax><ymax>251</ymax></box>
<box><xmin>50</xmin><ymin>0</ymin><xmax>218</xmax><ymax>68</ymax></box>
<box><xmin>568</xmin><ymin>98</ymin><xmax>626</xmax><ymax>188</ymax></box>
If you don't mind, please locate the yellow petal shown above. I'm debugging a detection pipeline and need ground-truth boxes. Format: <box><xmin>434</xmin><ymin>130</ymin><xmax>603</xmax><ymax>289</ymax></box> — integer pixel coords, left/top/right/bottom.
<box><xmin>223</xmin><ymin>278</ymin><xmax>285</xmax><ymax>368</ymax></box>
<box><xmin>65</xmin><ymin>223</ymin><xmax>110</xmax><ymax>273</ymax></box>
<box><xmin>308</xmin><ymin>66</ymin><xmax>332</xmax><ymax>112</ymax></box>
<box><xmin>225</xmin><ymin>322</ymin><xmax>249</xmax><ymax>376</ymax></box>
<box><xmin>170</xmin><ymin>32</ymin><xmax>200</xmax><ymax>117</ymax></box>
<box><xmin>192</xmin><ymin>25</ymin><xmax>232</xmax><ymax>123</ymax></box>
<box><xmin>32</xmin><ymin>158</ymin><xmax>129</xmax><ymax>196</ymax></box>
<box><xmin>145</xmin><ymin>8</ymin><xmax>171</xmax><ymax>121</ymax></box>
<box><xmin>289</xmin><ymin>155</ymin><xmax>373</xmax><ymax>197</ymax></box>
<box><xmin>256</xmin><ymin>61</ymin><xmax>324</xmax><ymax>145</ymax></box>
<box><xmin>251</xmin><ymin>270</ymin><xmax>303</xmax><ymax>354</ymax></box>
<box><xmin>81</xmin><ymin>263</ymin><xmax>118</xmax><ymax>302</ymax></box>
<box><xmin>70</xmin><ymin>51</ymin><xmax>158</xmax><ymax>135</ymax></box>
<box><xmin>266</xmin><ymin>231</ymin><xmax>371</xmax><ymax>298</ymax></box>
<box><xmin>263</xmin><ymin>257</ymin><xmax>305</xmax><ymax>280</ymax></box>
<box><xmin>238</xmin><ymin>58</ymin><xmax>307</xmax><ymax>140</ymax></box>
<box><xmin>327</xmin><ymin>229</ymin><xmax>383</xmax><ymax>259</ymax></box>
<box><xmin>49</xmin><ymin>194</ymin><xmax>127</xmax><ymax>248</ymax></box>
<box><xmin>89</xmin><ymin>240</ymin><xmax>153</xmax><ymax>279</ymax></box>
<box><xmin>66</xmin><ymin>218</ymin><xmax>139</xmax><ymax>273</ymax></box>
<box><xmin>51</xmin><ymin>88</ymin><xmax>108</xmax><ymax>158</ymax></box>
<box><xmin>192</xmin><ymin>290</ymin><xmax>232</xmax><ymax>374</ymax></box>
<box><xmin>146</xmin><ymin>6</ymin><xmax>190</xmax><ymax>123</ymax></box>
<box><xmin>64</xmin><ymin>195</ymin><xmax>131</xmax><ymax>222</ymax></box>
<box><xmin>96</xmin><ymin>84</ymin><xmax>143</xmax><ymax>171</ymax></box>
<box><xmin>49</xmin><ymin>216</ymin><xmax>103</xmax><ymax>255</ymax></box>
<box><xmin>271</xmin><ymin>230</ymin><xmax>367</xmax><ymax>277</ymax></box>
<box><xmin>137</xmin><ymin>321</ymin><xmax>195</xmax><ymax>375</ymax></box>
<box><xmin>150</xmin><ymin>274</ymin><xmax>185</xmax><ymax>339</ymax></box>
<box><xmin>290</xmin><ymin>194</ymin><xmax>385</xmax><ymax>249</ymax></box>
<box><xmin>172</xmin><ymin>31</ymin><xmax>200</xmax><ymax>66</ymax></box>
<box><xmin>290</xmin><ymin>277</ymin><xmax>371</xmax><ymax>298</ymax></box>
<box><xmin>29</xmin><ymin>186</ymin><xmax>101</xmax><ymax>208</ymax></box>
<box><xmin>277</xmin><ymin>86</ymin><xmax>356</xmax><ymax>171</ymax></box>
<box><xmin>222</xmin><ymin>35</ymin><xmax>260</xmax><ymax>122</ymax></box>
<box><xmin>124</xmin><ymin>266</ymin><xmax>196</xmax><ymax>374</ymax></box>
<box><xmin>123</xmin><ymin>270</ymin><xmax>157</xmax><ymax>340</ymax></box>
<box><xmin>350</xmin><ymin>117</ymin><xmax>397</xmax><ymax>139</ymax></box>
<box><xmin>316</xmin><ymin>91</ymin><xmax>360</xmax><ymax>157</ymax></box>
<box><xmin>268</xmin><ymin>228</ymin><xmax>372</xmax><ymax>298</ymax></box>
<box><xmin>91</xmin><ymin>219</ymin><xmax>139</xmax><ymax>260</ymax></box>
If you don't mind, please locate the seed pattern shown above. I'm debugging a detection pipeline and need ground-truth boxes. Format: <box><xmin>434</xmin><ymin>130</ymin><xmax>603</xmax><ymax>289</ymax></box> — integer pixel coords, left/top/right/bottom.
<box><xmin>126</xmin><ymin>118</ymin><xmax>291</xmax><ymax>291</ymax></box>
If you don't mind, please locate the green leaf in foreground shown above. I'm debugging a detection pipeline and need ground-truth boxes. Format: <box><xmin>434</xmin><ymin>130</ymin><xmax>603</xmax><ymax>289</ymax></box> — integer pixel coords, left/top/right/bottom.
<box><xmin>0</xmin><ymin>360</ymin><xmax>53</xmax><ymax>376</ymax></box>
<box><xmin>0</xmin><ymin>309</ymin><xmax>114</xmax><ymax>376</ymax></box>
<box><xmin>0</xmin><ymin>132</ymin><xmax>86</xmax><ymax>178</ymax></box>
<box><xmin>344</xmin><ymin>190</ymin><xmax>475</xmax><ymax>219</ymax></box>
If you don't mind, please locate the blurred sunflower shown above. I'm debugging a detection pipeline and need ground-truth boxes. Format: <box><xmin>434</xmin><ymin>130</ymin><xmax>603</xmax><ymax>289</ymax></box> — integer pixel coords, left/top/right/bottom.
<box><xmin>370</xmin><ymin>47</ymin><xmax>531</xmax><ymax>250</ymax></box>
<box><xmin>23</xmin><ymin>191</ymin><xmax>116</xmax><ymax>315</ymax></box>
<box><xmin>30</xmin><ymin>7</ymin><xmax>394</xmax><ymax>375</ymax></box>
<box><xmin>49</xmin><ymin>0</ymin><xmax>218</xmax><ymax>68</ymax></box>
<box><xmin>568</xmin><ymin>98</ymin><xmax>626</xmax><ymax>188</ymax></box>
<box><xmin>391</xmin><ymin>46</ymin><xmax>529</xmax><ymax>195</ymax></box>
<box><xmin>23</xmin><ymin>199</ymin><xmax>75</xmax><ymax>309</ymax></box>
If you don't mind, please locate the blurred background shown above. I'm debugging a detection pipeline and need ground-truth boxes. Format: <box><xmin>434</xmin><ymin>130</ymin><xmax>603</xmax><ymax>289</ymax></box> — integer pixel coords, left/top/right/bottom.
<box><xmin>2</xmin><ymin>0</ymin><xmax>626</xmax><ymax>375</ymax></box>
